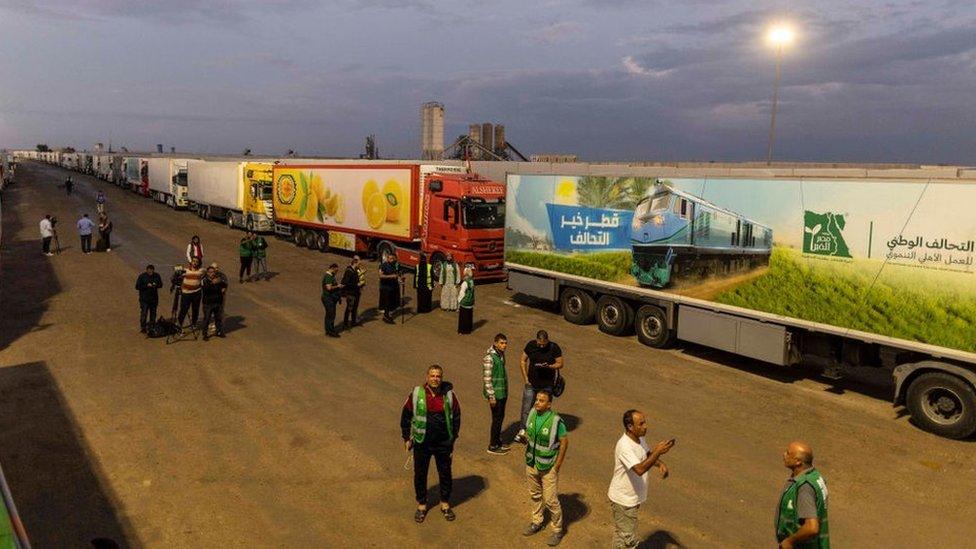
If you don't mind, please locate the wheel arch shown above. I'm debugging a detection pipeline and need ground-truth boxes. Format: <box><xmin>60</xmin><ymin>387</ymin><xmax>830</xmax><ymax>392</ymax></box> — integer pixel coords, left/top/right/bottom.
<box><xmin>893</xmin><ymin>360</ymin><xmax>976</xmax><ymax>405</ymax></box>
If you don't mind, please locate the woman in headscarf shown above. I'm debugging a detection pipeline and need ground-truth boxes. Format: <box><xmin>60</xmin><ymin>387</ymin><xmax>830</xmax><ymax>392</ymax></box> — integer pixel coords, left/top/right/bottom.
<box><xmin>414</xmin><ymin>252</ymin><xmax>434</xmax><ymax>313</ymax></box>
<box><xmin>457</xmin><ymin>266</ymin><xmax>474</xmax><ymax>335</ymax></box>
<box><xmin>439</xmin><ymin>252</ymin><xmax>461</xmax><ymax>311</ymax></box>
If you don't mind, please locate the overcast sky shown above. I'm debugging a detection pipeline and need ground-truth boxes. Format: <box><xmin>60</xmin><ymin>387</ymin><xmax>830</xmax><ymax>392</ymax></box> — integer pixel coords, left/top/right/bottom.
<box><xmin>1</xmin><ymin>0</ymin><xmax>974</xmax><ymax>163</ymax></box>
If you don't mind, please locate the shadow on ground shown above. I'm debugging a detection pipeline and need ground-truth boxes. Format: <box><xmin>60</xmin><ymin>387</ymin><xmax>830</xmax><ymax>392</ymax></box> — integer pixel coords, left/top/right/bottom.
<box><xmin>638</xmin><ymin>529</ymin><xmax>685</xmax><ymax>548</ymax></box>
<box><xmin>0</xmin><ymin>361</ymin><xmax>137</xmax><ymax>547</ymax></box>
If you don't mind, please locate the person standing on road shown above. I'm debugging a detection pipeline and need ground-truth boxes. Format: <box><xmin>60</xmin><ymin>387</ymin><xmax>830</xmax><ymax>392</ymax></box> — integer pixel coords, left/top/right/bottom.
<box><xmin>97</xmin><ymin>213</ymin><xmax>113</xmax><ymax>252</ymax></box>
<box><xmin>186</xmin><ymin>235</ymin><xmax>204</xmax><ymax>265</ymax></box>
<box><xmin>400</xmin><ymin>364</ymin><xmax>461</xmax><ymax>524</ymax></box>
<box><xmin>64</xmin><ymin>177</ymin><xmax>73</xmax><ymax>195</ymax></box>
<box><xmin>516</xmin><ymin>330</ymin><xmax>564</xmax><ymax>444</ymax></box>
<box><xmin>96</xmin><ymin>190</ymin><xmax>106</xmax><ymax>214</ymax></box>
<box><xmin>76</xmin><ymin>213</ymin><xmax>95</xmax><ymax>254</ymax></box>
<box><xmin>378</xmin><ymin>252</ymin><xmax>401</xmax><ymax>324</ymax></box>
<box><xmin>608</xmin><ymin>410</ymin><xmax>675</xmax><ymax>549</ymax></box>
<box><xmin>522</xmin><ymin>389</ymin><xmax>568</xmax><ymax>547</ymax></box>
<box><xmin>438</xmin><ymin>252</ymin><xmax>461</xmax><ymax>311</ymax></box>
<box><xmin>238</xmin><ymin>231</ymin><xmax>254</xmax><ymax>283</ymax></box>
<box><xmin>252</xmin><ymin>233</ymin><xmax>270</xmax><ymax>280</ymax></box>
<box><xmin>483</xmin><ymin>333</ymin><xmax>510</xmax><ymax>455</ymax></box>
<box><xmin>775</xmin><ymin>441</ymin><xmax>829</xmax><ymax>549</ymax></box>
<box><xmin>135</xmin><ymin>264</ymin><xmax>163</xmax><ymax>333</ymax></box>
<box><xmin>414</xmin><ymin>252</ymin><xmax>433</xmax><ymax>314</ymax></box>
<box><xmin>201</xmin><ymin>265</ymin><xmax>228</xmax><ymax>340</ymax></box>
<box><xmin>39</xmin><ymin>214</ymin><xmax>54</xmax><ymax>256</ymax></box>
<box><xmin>457</xmin><ymin>266</ymin><xmax>474</xmax><ymax>334</ymax></box>
<box><xmin>321</xmin><ymin>263</ymin><xmax>342</xmax><ymax>337</ymax></box>
<box><xmin>341</xmin><ymin>255</ymin><xmax>365</xmax><ymax>328</ymax></box>
<box><xmin>177</xmin><ymin>258</ymin><xmax>205</xmax><ymax>330</ymax></box>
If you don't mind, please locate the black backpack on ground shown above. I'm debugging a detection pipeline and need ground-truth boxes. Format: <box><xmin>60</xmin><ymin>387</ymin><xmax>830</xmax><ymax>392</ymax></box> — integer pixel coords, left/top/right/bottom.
<box><xmin>147</xmin><ymin>317</ymin><xmax>177</xmax><ymax>338</ymax></box>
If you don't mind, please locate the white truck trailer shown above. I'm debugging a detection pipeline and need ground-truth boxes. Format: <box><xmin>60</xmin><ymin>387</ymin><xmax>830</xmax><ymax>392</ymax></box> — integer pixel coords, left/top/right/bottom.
<box><xmin>187</xmin><ymin>159</ymin><xmax>275</xmax><ymax>232</ymax></box>
<box><xmin>500</xmin><ymin>162</ymin><xmax>976</xmax><ymax>440</ymax></box>
<box><xmin>147</xmin><ymin>157</ymin><xmax>190</xmax><ymax>208</ymax></box>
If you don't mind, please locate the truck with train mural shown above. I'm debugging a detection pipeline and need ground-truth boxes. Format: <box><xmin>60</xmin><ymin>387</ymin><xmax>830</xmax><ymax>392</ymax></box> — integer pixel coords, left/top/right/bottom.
<box><xmin>501</xmin><ymin>166</ymin><xmax>976</xmax><ymax>440</ymax></box>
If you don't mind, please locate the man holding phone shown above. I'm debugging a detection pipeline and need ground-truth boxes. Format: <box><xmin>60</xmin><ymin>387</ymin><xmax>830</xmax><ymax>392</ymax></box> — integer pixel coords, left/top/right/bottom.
<box><xmin>516</xmin><ymin>330</ymin><xmax>564</xmax><ymax>444</ymax></box>
<box><xmin>607</xmin><ymin>409</ymin><xmax>674</xmax><ymax>548</ymax></box>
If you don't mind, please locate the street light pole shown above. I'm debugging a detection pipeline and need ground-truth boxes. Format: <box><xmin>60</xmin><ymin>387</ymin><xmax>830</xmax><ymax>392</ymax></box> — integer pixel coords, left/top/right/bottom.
<box><xmin>766</xmin><ymin>45</ymin><xmax>783</xmax><ymax>165</ymax></box>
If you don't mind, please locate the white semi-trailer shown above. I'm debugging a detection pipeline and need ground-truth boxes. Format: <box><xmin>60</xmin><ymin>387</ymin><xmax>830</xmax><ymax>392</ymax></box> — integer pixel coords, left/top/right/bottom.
<box><xmin>147</xmin><ymin>157</ymin><xmax>190</xmax><ymax>208</ymax></box>
<box><xmin>500</xmin><ymin>162</ymin><xmax>976</xmax><ymax>439</ymax></box>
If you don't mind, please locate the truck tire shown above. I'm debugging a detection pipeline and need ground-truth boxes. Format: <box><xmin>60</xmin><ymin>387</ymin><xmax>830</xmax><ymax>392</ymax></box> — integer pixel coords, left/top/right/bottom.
<box><xmin>246</xmin><ymin>216</ymin><xmax>255</xmax><ymax>232</ymax></box>
<box><xmin>597</xmin><ymin>295</ymin><xmax>634</xmax><ymax>336</ymax></box>
<box><xmin>560</xmin><ymin>287</ymin><xmax>595</xmax><ymax>325</ymax></box>
<box><xmin>294</xmin><ymin>228</ymin><xmax>307</xmax><ymax>247</ymax></box>
<box><xmin>305</xmin><ymin>230</ymin><xmax>320</xmax><ymax>250</ymax></box>
<box><xmin>635</xmin><ymin>305</ymin><xmax>675</xmax><ymax>348</ymax></box>
<box><xmin>226</xmin><ymin>212</ymin><xmax>234</xmax><ymax>228</ymax></box>
<box><xmin>315</xmin><ymin>231</ymin><xmax>329</xmax><ymax>252</ymax></box>
<box><xmin>906</xmin><ymin>372</ymin><xmax>976</xmax><ymax>439</ymax></box>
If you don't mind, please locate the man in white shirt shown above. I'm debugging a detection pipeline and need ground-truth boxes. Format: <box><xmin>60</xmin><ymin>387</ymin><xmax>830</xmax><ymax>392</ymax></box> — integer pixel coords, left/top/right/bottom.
<box><xmin>39</xmin><ymin>214</ymin><xmax>54</xmax><ymax>256</ymax></box>
<box><xmin>607</xmin><ymin>409</ymin><xmax>675</xmax><ymax>548</ymax></box>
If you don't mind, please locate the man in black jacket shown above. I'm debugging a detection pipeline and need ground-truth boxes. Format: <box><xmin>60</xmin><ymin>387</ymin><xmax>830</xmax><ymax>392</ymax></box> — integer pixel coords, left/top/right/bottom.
<box><xmin>200</xmin><ymin>265</ymin><xmax>228</xmax><ymax>340</ymax></box>
<box><xmin>401</xmin><ymin>365</ymin><xmax>461</xmax><ymax>523</ymax></box>
<box><xmin>135</xmin><ymin>264</ymin><xmax>163</xmax><ymax>333</ymax></box>
<box><xmin>341</xmin><ymin>255</ymin><xmax>364</xmax><ymax>328</ymax></box>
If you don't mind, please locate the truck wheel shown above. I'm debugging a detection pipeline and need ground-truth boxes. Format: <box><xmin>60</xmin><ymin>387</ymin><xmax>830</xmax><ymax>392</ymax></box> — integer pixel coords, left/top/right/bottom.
<box><xmin>294</xmin><ymin>228</ymin><xmax>307</xmax><ymax>247</ymax></box>
<box><xmin>316</xmin><ymin>231</ymin><xmax>329</xmax><ymax>252</ymax></box>
<box><xmin>635</xmin><ymin>305</ymin><xmax>675</xmax><ymax>348</ymax></box>
<box><xmin>305</xmin><ymin>230</ymin><xmax>319</xmax><ymax>250</ymax></box>
<box><xmin>906</xmin><ymin>372</ymin><xmax>976</xmax><ymax>439</ymax></box>
<box><xmin>226</xmin><ymin>212</ymin><xmax>234</xmax><ymax>228</ymax></box>
<box><xmin>560</xmin><ymin>287</ymin><xmax>595</xmax><ymax>325</ymax></box>
<box><xmin>597</xmin><ymin>295</ymin><xmax>634</xmax><ymax>336</ymax></box>
<box><xmin>245</xmin><ymin>217</ymin><xmax>255</xmax><ymax>231</ymax></box>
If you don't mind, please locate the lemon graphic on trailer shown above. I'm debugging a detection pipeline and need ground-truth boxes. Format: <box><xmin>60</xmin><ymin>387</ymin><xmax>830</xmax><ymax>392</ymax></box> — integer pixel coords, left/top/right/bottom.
<box><xmin>362</xmin><ymin>180</ymin><xmax>379</xmax><ymax>213</ymax></box>
<box><xmin>554</xmin><ymin>179</ymin><xmax>578</xmax><ymax>205</ymax></box>
<box><xmin>325</xmin><ymin>193</ymin><xmax>340</xmax><ymax>217</ymax></box>
<box><xmin>366</xmin><ymin>193</ymin><xmax>386</xmax><ymax>229</ymax></box>
<box><xmin>333</xmin><ymin>196</ymin><xmax>345</xmax><ymax>224</ymax></box>
<box><xmin>382</xmin><ymin>179</ymin><xmax>403</xmax><ymax>223</ymax></box>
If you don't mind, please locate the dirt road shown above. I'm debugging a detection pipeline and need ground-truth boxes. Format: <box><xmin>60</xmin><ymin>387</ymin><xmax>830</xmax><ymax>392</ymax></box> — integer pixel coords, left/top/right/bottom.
<box><xmin>1</xmin><ymin>162</ymin><xmax>972</xmax><ymax>548</ymax></box>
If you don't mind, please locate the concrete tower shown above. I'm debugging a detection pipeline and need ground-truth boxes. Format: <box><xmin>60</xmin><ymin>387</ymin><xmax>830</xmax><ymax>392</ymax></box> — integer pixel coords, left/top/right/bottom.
<box><xmin>421</xmin><ymin>102</ymin><xmax>445</xmax><ymax>160</ymax></box>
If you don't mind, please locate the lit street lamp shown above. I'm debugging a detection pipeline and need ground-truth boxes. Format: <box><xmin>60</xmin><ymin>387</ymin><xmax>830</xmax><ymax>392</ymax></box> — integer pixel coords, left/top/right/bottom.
<box><xmin>765</xmin><ymin>24</ymin><xmax>795</xmax><ymax>165</ymax></box>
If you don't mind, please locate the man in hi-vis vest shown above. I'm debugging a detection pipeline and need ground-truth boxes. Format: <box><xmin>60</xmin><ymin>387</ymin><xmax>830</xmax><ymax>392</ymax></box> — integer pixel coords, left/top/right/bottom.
<box><xmin>400</xmin><ymin>365</ymin><xmax>462</xmax><ymax>523</ymax></box>
<box><xmin>522</xmin><ymin>389</ymin><xmax>569</xmax><ymax>547</ymax></box>
<box><xmin>775</xmin><ymin>441</ymin><xmax>829</xmax><ymax>549</ymax></box>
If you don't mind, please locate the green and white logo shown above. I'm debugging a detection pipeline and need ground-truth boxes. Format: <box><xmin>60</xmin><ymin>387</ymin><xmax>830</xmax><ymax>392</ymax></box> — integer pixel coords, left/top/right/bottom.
<box><xmin>803</xmin><ymin>210</ymin><xmax>851</xmax><ymax>258</ymax></box>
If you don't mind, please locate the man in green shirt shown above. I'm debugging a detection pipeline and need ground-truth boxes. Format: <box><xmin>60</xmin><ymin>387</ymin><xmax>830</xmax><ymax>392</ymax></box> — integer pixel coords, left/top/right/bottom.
<box><xmin>321</xmin><ymin>263</ymin><xmax>342</xmax><ymax>338</ymax></box>
<box><xmin>522</xmin><ymin>389</ymin><xmax>568</xmax><ymax>547</ymax></box>
<box><xmin>776</xmin><ymin>441</ymin><xmax>829</xmax><ymax>549</ymax></box>
<box><xmin>252</xmin><ymin>233</ymin><xmax>270</xmax><ymax>280</ymax></box>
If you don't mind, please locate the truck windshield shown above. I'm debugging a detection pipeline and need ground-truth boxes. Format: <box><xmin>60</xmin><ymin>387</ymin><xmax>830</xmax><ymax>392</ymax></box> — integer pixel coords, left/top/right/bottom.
<box><xmin>175</xmin><ymin>172</ymin><xmax>188</xmax><ymax>186</ymax></box>
<box><xmin>634</xmin><ymin>194</ymin><xmax>670</xmax><ymax>218</ymax></box>
<box><xmin>260</xmin><ymin>185</ymin><xmax>273</xmax><ymax>200</ymax></box>
<box><xmin>462</xmin><ymin>198</ymin><xmax>505</xmax><ymax>229</ymax></box>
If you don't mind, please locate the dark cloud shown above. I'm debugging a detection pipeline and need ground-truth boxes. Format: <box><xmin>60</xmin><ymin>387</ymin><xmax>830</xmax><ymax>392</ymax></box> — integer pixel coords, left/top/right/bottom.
<box><xmin>0</xmin><ymin>0</ymin><xmax>316</xmax><ymax>23</ymax></box>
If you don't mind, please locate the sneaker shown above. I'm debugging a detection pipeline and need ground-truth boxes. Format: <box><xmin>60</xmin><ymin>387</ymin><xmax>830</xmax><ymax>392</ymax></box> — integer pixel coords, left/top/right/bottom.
<box><xmin>486</xmin><ymin>446</ymin><xmax>510</xmax><ymax>455</ymax></box>
<box><xmin>522</xmin><ymin>523</ymin><xmax>543</xmax><ymax>536</ymax></box>
<box><xmin>500</xmin><ymin>443</ymin><xmax>512</xmax><ymax>451</ymax></box>
<box><xmin>44</xmin><ymin>252</ymin><xmax>54</xmax><ymax>256</ymax></box>
<box><xmin>216</xmin><ymin>332</ymin><xmax>226</xmax><ymax>338</ymax></box>
<box><xmin>514</xmin><ymin>430</ymin><xmax>527</xmax><ymax>444</ymax></box>
<box><xmin>546</xmin><ymin>532</ymin><xmax>563</xmax><ymax>546</ymax></box>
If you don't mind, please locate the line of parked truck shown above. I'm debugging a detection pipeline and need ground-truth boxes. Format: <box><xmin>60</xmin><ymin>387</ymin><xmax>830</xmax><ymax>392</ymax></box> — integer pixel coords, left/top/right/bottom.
<box><xmin>15</xmin><ymin>149</ymin><xmax>976</xmax><ymax>440</ymax></box>
<box><xmin>17</xmin><ymin>150</ymin><xmax>507</xmax><ymax>279</ymax></box>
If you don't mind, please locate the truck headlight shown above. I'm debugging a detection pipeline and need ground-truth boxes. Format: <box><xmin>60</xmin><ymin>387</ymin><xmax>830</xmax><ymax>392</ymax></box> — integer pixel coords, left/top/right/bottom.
<box><xmin>652</xmin><ymin>215</ymin><xmax>664</xmax><ymax>226</ymax></box>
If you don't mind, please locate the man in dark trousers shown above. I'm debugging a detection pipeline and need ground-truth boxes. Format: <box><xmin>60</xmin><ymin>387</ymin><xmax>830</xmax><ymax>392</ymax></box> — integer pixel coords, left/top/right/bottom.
<box><xmin>64</xmin><ymin>176</ymin><xmax>73</xmax><ymax>195</ymax></box>
<box><xmin>413</xmin><ymin>252</ymin><xmax>433</xmax><ymax>313</ymax></box>
<box><xmin>516</xmin><ymin>330</ymin><xmax>564</xmax><ymax>444</ymax></box>
<box><xmin>135</xmin><ymin>264</ymin><xmax>163</xmax><ymax>333</ymax></box>
<box><xmin>378</xmin><ymin>252</ymin><xmax>401</xmax><ymax>323</ymax></box>
<box><xmin>321</xmin><ymin>263</ymin><xmax>342</xmax><ymax>337</ymax></box>
<box><xmin>401</xmin><ymin>364</ymin><xmax>461</xmax><ymax>524</ymax></box>
<box><xmin>341</xmin><ymin>255</ymin><xmax>365</xmax><ymax>328</ymax></box>
<box><xmin>483</xmin><ymin>333</ymin><xmax>510</xmax><ymax>455</ymax></box>
<box><xmin>200</xmin><ymin>265</ymin><xmax>228</xmax><ymax>340</ymax></box>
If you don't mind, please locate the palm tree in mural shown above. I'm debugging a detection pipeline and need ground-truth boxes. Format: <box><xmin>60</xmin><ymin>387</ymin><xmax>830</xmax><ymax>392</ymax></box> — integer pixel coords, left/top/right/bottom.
<box><xmin>576</xmin><ymin>176</ymin><xmax>657</xmax><ymax>210</ymax></box>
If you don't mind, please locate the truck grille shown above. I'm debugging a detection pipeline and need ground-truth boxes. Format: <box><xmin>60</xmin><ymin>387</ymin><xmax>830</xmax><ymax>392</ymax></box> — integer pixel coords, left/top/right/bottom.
<box><xmin>471</xmin><ymin>239</ymin><xmax>504</xmax><ymax>261</ymax></box>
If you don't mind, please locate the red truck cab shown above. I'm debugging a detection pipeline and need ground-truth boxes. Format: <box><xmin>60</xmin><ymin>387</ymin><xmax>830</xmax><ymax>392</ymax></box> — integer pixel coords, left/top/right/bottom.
<box><xmin>398</xmin><ymin>171</ymin><xmax>506</xmax><ymax>280</ymax></box>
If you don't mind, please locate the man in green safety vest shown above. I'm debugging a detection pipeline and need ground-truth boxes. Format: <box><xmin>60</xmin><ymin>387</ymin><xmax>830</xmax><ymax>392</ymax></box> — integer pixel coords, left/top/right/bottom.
<box><xmin>400</xmin><ymin>365</ymin><xmax>462</xmax><ymax>524</ymax></box>
<box><xmin>483</xmin><ymin>333</ymin><xmax>510</xmax><ymax>455</ymax></box>
<box><xmin>522</xmin><ymin>389</ymin><xmax>569</xmax><ymax>547</ymax></box>
<box><xmin>775</xmin><ymin>441</ymin><xmax>829</xmax><ymax>549</ymax></box>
